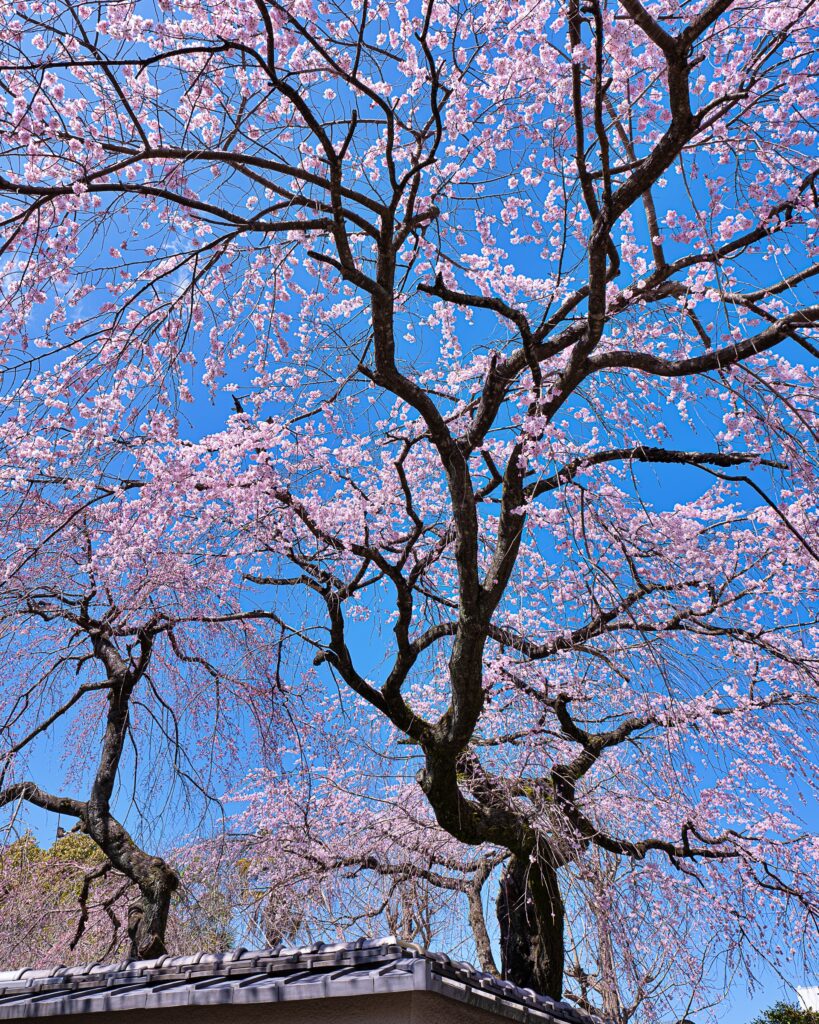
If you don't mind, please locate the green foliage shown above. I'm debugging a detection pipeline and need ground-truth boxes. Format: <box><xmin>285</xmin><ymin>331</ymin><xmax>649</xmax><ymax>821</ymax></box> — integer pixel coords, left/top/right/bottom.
<box><xmin>2</xmin><ymin>830</ymin><xmax>108</xmax><ymax>907</ymax></box>
<box><xmin>2</xmin><ymin>829</ymin><xmax>106</xmax><ymax>869</ymax></box>
<box><xmin>2</xmin><ymin>830</ymin><xmax>42</xmax><ymax>869</ymax></box>
<box><xmin>47</xmin><ymin>832</ymin><xmax>108</xmax><ymax>865</ymax></box>
<box><xmin>752</xmin><ymin>1002</ymin><xmax>819</xmax><ymax>1024</ymax></box>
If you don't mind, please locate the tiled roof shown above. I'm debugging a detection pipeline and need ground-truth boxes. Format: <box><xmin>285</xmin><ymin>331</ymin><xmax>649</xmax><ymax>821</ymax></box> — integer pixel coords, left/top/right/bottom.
<box><xmin>0</xmin><ymin>935</ymin><xmax>603</xmax><ymax>1022</ymax></box>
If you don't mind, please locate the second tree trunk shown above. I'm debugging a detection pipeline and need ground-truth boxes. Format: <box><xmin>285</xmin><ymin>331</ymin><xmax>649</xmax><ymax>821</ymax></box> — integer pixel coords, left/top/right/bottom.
<box><xmin>497</xmin><ymin>855</ymin><xmax>565</xmax><ymax>999</ymax></box>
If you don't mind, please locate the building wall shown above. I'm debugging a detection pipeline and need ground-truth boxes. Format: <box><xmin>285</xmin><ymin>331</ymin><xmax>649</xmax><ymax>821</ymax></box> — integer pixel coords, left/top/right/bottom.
<box><xmin>411</xmin><ymin>991</ymin><xmax>531</xmax><ymax>1023</ymax></box>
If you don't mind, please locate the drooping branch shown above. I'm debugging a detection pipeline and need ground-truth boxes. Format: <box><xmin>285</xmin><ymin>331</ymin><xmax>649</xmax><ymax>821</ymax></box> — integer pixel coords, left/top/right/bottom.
<box><xmin>588</xmin><ymin>306</ymin><xmax>819</xmax><ymax>378</ymax></box>
<box><xmin>0</xmin><ymin>603</ymin><xmax>180</xmax><ymax>959</ymax></box>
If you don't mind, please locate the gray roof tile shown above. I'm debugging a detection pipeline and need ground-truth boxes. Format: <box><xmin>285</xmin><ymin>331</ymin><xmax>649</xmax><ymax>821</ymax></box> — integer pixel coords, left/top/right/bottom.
<box><xmin>0</xmin><ymin>936</ymin><xmax>604</xmax><ymax>1023</ymax></box>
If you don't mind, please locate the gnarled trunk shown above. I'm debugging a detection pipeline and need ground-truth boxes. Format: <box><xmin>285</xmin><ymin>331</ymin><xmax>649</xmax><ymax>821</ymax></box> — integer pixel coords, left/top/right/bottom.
<box><xmin>417</xmin><ymin>749</ymin><xmax>567</xmax><ymax>997</ymax></box>
<box><xmin>127</xmin><ymin>868</ymin><xmax>177</xmax><ymax>960</ymax></box>
<box><xmin>497</xmin><ymin>855</ymin><xmax>565</xmax><ymax>999</ymax></box>
<box><xmin>85</xmin><ymin>642</ymin><xmax>179</xmax><ymax>959</ymax></box>
<box><xmin>84</xmin><ymin>813</ymin><xmax>178</xmax><ymax>960</ymax></box>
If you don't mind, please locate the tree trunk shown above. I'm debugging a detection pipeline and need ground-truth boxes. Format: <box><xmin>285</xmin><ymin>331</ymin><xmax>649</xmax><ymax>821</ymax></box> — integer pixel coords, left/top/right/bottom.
<box><xmin>497</xmin><ymin>855</ymin><xmax>565</xmax><ymax>999</ymax></box>
<box><xmin>83</xmin><ymin>813</ymin><xmax>178</xmax><ymax>960</ymax></box>
<box><xmin>127</xmin><ymin>870</ymin><xmax>176</xmax><ymax>960</ymax></box>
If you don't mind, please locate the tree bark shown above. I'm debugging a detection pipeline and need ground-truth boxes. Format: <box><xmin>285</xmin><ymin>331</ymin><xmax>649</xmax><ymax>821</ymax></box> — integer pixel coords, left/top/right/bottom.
<box><xmin>126</xmin><ymin>872</ymin><xmax>177</xmax><ymax>960</ymax></box>
<box><xmin>81</xmin><ymin>814</ymin><xmax>179</xmax><ymax>959</ymax></box>
<box><xmin>497</xmin><ymin>855</ymin><xmax>565</xmax><ymax>999</ymax></box>
<box><xmin>81</xmin><ymin>635</ymin><xmax>179</xmax><ymax>958</ymax></box>
<box><xmin>466</xmin><ymin>860</ymin><xmax>499</xmax><ymax>975</ymax></box>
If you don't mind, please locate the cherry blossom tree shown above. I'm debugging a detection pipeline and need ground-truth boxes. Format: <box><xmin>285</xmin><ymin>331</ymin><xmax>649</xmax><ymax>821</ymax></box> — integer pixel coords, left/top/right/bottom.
<box><xmin>1</xmin><ymin>0</ymin><xmax>819</xmax><ymax>1016</ymax></box>
<box><xmin>0</xmin><ymin>830</ymin><xmax>236</xmax><ymax>967</ymax></box>
<box><xmin>0</xmin><ymin>513</ymin><xmax>288</xmax><ymax>958</ymax></box>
